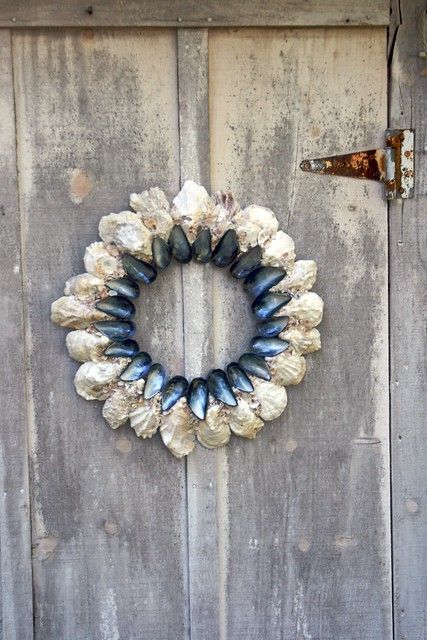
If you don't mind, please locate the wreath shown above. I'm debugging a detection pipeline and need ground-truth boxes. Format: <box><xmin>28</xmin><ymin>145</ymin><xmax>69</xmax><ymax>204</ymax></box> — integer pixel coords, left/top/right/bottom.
<box><xmin>51</xmin><ymin>181</ymin><xmax>323</xmax><ymax>457</ymax></box>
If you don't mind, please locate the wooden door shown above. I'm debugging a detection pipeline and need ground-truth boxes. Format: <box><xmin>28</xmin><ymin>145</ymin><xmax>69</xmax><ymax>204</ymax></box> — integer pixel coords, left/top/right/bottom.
<box><xmin>0</xmin><ymin>2</ymin><xmax>425</xmax><ymax>639</ymax></box>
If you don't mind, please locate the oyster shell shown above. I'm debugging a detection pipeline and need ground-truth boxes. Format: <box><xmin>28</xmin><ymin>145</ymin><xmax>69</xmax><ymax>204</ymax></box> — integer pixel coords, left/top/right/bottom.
<box><xmin>160</xmin><ymin>398</ymin><xmax>196</xmax><ymax>458</ymax></box>
<box><xmin>280</xmin><ymin>327</ymin><xmax>321</xmax><ymax>355</ymax></box>
<box><xmin>260</xmin><ymin>230</ymin><xmax>296</xmax><ymax>269</ymax></box>
<box><xmin>102</xmin><ymin>380</ymin><xmax>144</xmax><ymax>429</ymax></box>
<box><xmin>272</xmin><ymin>260</ymin><xmax>317</xmax><ymax>293</ymax></box>
<box><xmin>129</xmin><ymin>396</ymin><xmax>162</xmax><ymax>438</ymax></box>
<box><xmin>98</xmin><ymin>211</ymin><xmax>152</xmax><ymax>260</ymax></box>
<box><xmin>84</xmin><ymin>242</ymin><xmax>124</xmax><ymax>279</ymax></box>
<box><xmin>234</xmin><ymin>204</ymin><xmax>279</xmax><ymax>251</ymax></box>
<box><xmin>226</xmin><ymin>396</ymin><xmax>263</xmax><ymax>439</ymax></box>
<box><xmin>171</xmin><ymin>180</ymin><xmax>215</xmax><ymax>242</ymax></box>
<box><xmin>51</xmin><ymin>295</ymin><xmax>108</xmax><ymax>329</ymax></box>
<box><xmin>267</xmin><ymin>352</ymin><xmax>307</xmax><ymax>386</ymax></box>
<box><xmin>64</xmin><ymin>273</ymin><xmax>106</xmax><ymax>300</ymax></box>
<box><xmin>279</xmin><ymin>292</ymin><xmax>324</xmax><ymax>328</ymax></box>
<box><xmin>251</xmin><ymin>378</ymin><xmax>288</xmax><ymax>421</ymax></box>
<box><xmin>74</xmin><ymin>359</ymin><xmax>128</xmax><ymax>400</ymax></box>
<box><xmin>196</xmin><ymin>402</ymin><xmax>231</xmax><ymax>449</ymax></box>
<box><xmin>66</xmin><ymin>329</ymin><xmax>110</xmax><ymax>362</ymax></box>
<box><xmin>130</xmin><ymin>187</ymin><xmax>170</xmax><ymax>214</ymax></box>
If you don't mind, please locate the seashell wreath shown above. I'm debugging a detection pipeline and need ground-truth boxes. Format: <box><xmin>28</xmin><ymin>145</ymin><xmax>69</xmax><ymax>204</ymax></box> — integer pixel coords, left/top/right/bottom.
<box><xmin>52</xmin><ymin>181</ymin><xmax>323</xmax><ymax>458</ymax></box>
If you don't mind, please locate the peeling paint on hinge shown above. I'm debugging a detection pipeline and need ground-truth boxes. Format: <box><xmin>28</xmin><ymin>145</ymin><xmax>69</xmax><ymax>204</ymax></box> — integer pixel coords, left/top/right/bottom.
<box><xmin>300</xmin><ymin>129</ymin><xmax>414</xmax><ymax>199</ymax></box>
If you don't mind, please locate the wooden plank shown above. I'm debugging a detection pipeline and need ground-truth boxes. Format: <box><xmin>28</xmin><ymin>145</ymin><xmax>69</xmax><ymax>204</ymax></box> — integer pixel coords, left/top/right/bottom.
<box><xmin>177</xmin><ymin>29</ymin><xmax>222</xmax><ymax>639</ymax></box>
<box><xmin>0</xmin><ymin>28</ymin><xmax>34</xmax><ymax>640</ymax></box>
<box><xmin>12</xmin><ymin>28</ymin><xmax>189</xmax><ymax>639</ymax></box>
<box><xmin>389</xmin><ymin>2</ymin><xmax>427</xmax><ymax>638</ymax></box>
<box><xmin>0</xmin><ymin>0</ymin><xmax>389</xmax><ymax>28</ymax></box>
<box><xmin>209</xmin><ymin>27</ymin><xmax>392</xmax><ymax>638</ymax></box>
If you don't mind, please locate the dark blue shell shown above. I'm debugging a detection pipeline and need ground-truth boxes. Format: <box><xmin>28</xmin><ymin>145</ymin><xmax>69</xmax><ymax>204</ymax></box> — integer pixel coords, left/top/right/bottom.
<box><xmin>230</xmin><ymin>245</ymin><xmax>262</xmax><ymax>279</ymax></box>
<box><xmin>238</xmin><ymin>353</ymin><xmax>271</xmax><ymax>381</ymax></box>
<box><xmin>257</xmin><ymin>316</ymin><xmax>289</xmax><ymax>337</ymax></box>
<box><xmin>106</xmin><ymin>277</ymin><xmax>140</xmax><ymax>299</ymax></box>
<box><xmin>244</xmin><ymin>266</ymin><xmax>286</xmax><ymax>299</ymax></box>
<box><xmin>252</xmin><ymin>292</ymin><xmax>292</xmax><ymax>320</ymax></box>
<box><xmin>104</xmin><ymin>339</ymin><xmax>140</xmax><ymax>357</ymax></box>
<box><xmin>144</xmin><ymin>363</ymin><xmax>167</xmax><ymax>399</ymax></box>
<box><xmin>226</xmin><ymin>362</ymin><xmax>254</xmax><ymax>393</ymax></box>
<box><xmin>120</xmin><ymin>352</ymin><xmax>152</xmax><ymax>381</ymax></box>
<box><xmin>161</xmin><ymin>376</ymin><xmax>189</xmax><ymax>412</ymax></box>
<box><xmin>152</xmin><ymin>236</ymin><xmax>172</xmax><ymax>270</ymax></box>
<box><xmin>187</xmin><ymin>377</ymin><xmax>208</xmax><ymax>420</ymax></box>
<box><xmin>169</xmin><ymin>225</ymin><xmax>192</xmax><ymax>263</ymax></box>
<box><xmin>192</xmin><ymin>228</ymin><xmax>212</xmax><ymax>263</ymax></box>
<box><xmin>94</xmin><ymin>320</ymin><xmax>135</xmax><ymax>341</ymax></box>
<box><xmin>95</xmin><ymin>295</ymin><xmax>135</xmax><ymax>320</ymax></box>
<box><xmin>207</xmin><ymin>369</ymin><xmax>237</xmax><ymax>406</ymax></box>
<box><xmin>212</xmin><ymin>230</ymin><xmax>239</xmax><ymax>267</ymax></box>
<box><xmin>250</xmin><ymin>337</ymin><xmax>290</xmax><ymax>357</ymax></box>
<box><xmin>122</xmin><ymin>253</ymin><xmax>157</xmax><ymax>284</ymax></box>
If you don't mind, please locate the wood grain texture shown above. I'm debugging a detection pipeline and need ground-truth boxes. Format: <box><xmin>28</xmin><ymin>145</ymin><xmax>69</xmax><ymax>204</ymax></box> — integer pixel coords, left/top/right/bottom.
<box><xmin>209</xmin><ymin>28</ymin><xmax>391</xmax><ymax>639</ymax></box>
<box><xmin>12</xmin><ymin>28</ymin><xmax>188</xmax><ymax>640</ymax></box>
<box><xmin>0</xmin><ymin>0</ymin><xmax>389</xmax><ymax>28</ymax></box>
<box><xmin>389</xmin><ymin>2</ymin><xmax>427</xmax><ymax>638</ymax></box>
<box><xmin>0</xmin><ymin>28</ymin><xmax>34</xmax><ymax>640</ymax></box>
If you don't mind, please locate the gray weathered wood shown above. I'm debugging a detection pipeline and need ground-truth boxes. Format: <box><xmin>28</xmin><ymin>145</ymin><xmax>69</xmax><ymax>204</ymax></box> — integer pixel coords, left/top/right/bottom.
<box><xmin>12</xmin><ymin>28</ymin><xmax>188</xmax><ymax>639</ymax></box>
<box><xmin>0</xmin><ymin>0</ymin><xmax>389</xmax><ymax>28</ymax></box>
<box><xmin>209</xmin><ymin>27</ymin><xmax>392</xmax><ymax>638</ymax></box>
<box><xmin>389</xmin><ymin>2</ymin><xmax>427</xmax><ymax>638</ymax></box>
<box><xmin>0</xmin><ymin>28</ymin><xmax>34</xmax><ymax>640</ymax></box>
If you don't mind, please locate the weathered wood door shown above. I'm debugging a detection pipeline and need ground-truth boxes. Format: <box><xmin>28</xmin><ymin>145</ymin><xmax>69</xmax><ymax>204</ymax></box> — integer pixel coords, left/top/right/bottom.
<box><xmin>1</xmin><ymin>2</ymin><xmax>425</xmax><ymax>639</ymax></box>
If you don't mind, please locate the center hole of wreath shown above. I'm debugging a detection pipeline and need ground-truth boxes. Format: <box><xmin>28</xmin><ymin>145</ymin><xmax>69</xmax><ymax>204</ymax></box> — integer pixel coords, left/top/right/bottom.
<box><xmin>132</xmin><ymin>261</ymin><xmax>256</xmax><ymax>378</ymax></box>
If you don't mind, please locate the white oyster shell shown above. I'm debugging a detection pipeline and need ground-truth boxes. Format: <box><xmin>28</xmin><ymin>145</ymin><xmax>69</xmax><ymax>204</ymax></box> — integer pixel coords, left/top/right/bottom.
<box><xmin>102</xmin><ymin>380</ymin><xmax>144</xmax><ymax>429</ymax></box>
<box><xmin>197</xmin><ymin>403</ymin><xmax>231</xmax><ymax>449</ymax></box>
<box><xmin>226</xmin><ymin>396</ymin><xmax>264</xmax><ymax>439</ymax></box>
<box><xmin>129</xmin><ymin>397</ymin><xmax>161</xmax><ymax>439</ymax></box>
<box><xmin>260</xmin><ymin>230</ymin><xmax>296</xmax><ymax>268</ymax></box>
<box><xmin>74</xmin><ymin>360</ymin><xmax>128</xmax><ymax>400</ymax></box>
<box><xmin>84</xmin><ymin>242</ymin><xmax>124</xmax><ymax>279</ymax></box>
<box><xmin>280</xmin><ymin>327</ymin><xmax>321</xmax><ymax>355</ymax></box>
<box><xmin>279</xmin><ymin>292</ymin><xmax>324</xmax><ymax>328</ymax></box>
<box><xmin>98</xmin><ymin>211</ymin><xmax>152</xmax><ymax>260</ymax></box>
<box><xmin>66</xmin><ymin>330</ymin><xmax>110</xmax><ymax>362</ymax></box>
<box><xmin>273</xmin><ymin>260</ymin><xmax>317</xmax><ymax>293</ymax></box>
<box><xmin>172</xmin><ymin>180</ymin><xmax>215</xmax><ymax>242</ymax></box>
<box><xmin>234</xmin><ymin>204</ymin><xmax>279</xmax><ymax>251</ymax></box>
<box><xmin>51</xmin><ymin>295</ymin><xmax>108</xmax><ymax>329</ymax></box>
<box><xmin>64</xmin><ymin>273</ymin><xmax>106</xmax><ymax>300</ymax></box>
<box><xmin>267</xmin><ymin>352</ymin><xmax>307</xmax><ymax>386</ymax></box>
<box><xmin>130</xmin><ymin>187</ymin><xmax>170</xmax><ymax>214</ymax></box>
<box><xmin>160</xmin><ymin>398</ymin><xmax>196</xmax><ymax>458</ymax></box>
<box><xmin>251</xmin><ymin>378</ymin><xmax>288</xmax><ymax>421</ymax></box>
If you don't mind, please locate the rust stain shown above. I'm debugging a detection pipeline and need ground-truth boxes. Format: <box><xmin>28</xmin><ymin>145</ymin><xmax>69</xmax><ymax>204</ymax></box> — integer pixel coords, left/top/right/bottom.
<box><xmin>69</xmin><ymin>168</ymin><xmax>94</xmax><ymax>204</ymax></box>
<box><xmin>32</xmin><ymin>535</ymin><xmax>58</xmax><ymax>560</ymax></box>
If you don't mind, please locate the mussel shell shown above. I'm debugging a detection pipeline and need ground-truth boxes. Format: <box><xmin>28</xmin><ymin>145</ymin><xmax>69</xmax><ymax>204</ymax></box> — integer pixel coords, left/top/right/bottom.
<box><xmin>226</xmin><ymin>362</ymin><xmax>254</xmax><ymax>392</ymax></box>
<box><xmin>192</xmin><ymin>228</ymin><xmax>212</xmax><ymax>263</ymax></box>
<box><xmin>230</xmin><ymin>245</ymin><xmax>262</xmax><ymax>278</ymax></box>
<box><xmin>95</xmin><ymin>295</ymin><xmax>135</xmax><ymax>320</ymax></box>
<box><xmin>94</xmin><ymin>320</ymin><xmax>135</xmax><ymax>341</ymax></box>
<box><xmin>120</xmin><ymin>351</ymin><xmax>152</xmax><ymax>381</ymax></box>
<box><xmin>187</xmin><ymin>377</ymin><xmax>208</xmax><ymax>420</ymax></box>
<box><xmin>257</xmin><ymin>316</ymin><xmax>289</xmax><ymax>337</ymax></box>
<box><xmin>250</xmin><ymin>336</ymin><xmax>290</xmax><ymax>357</ymax></box>
<box><xmin>122</xmin><ymin>253</ymin><xmax>157</xmax><ymax>284</ymax></box>
<box><xmin>244</xmin><ymin>266</ymin><xmax>286</xmax><ymax>299</ymax></box>
<box><xmin>212</xmin><ymin>229</ymin><xmax>239</xmax><ymax>267</ymax></box>
<box><xmin>104</xmin><ymin>339</ymin><xmax>140</xmax><ymax>357</ymax></box>
<box><xmin>152</xmin><ymin>236</ymin><xmax>172</xmax><ymax>270</ymax></box>
<box><xmin>106</xmin><ymin>277</ymin><xmax>140</xmax><ymax>299</ymax></box>
<box><xmin>169</xmin><ymin>225</ymin><xmax>192</xmax><ymax>263</ymax></box>
<box><xmin>207</xmin><ymin>369</ymin><xmax>237</xmax><ymax>406</ymax></box>
<box><xmin>238</xmin><ymin>353</ymin><xmax>271</xmax><ymax>381</ymax></box>
<box><xmin>161</xmin><ymin>375</ymin><xmax>189</xmax><ymax>412</ymax></box>
<box><xmin>144</xmin><ymin>363</ymin><xmax>167</xmax><ymax>399</ymax></box>
<box><xmin>252</xmin><ymin>292</ymin><xmax>292</xmax><ymax>320</ymax></box>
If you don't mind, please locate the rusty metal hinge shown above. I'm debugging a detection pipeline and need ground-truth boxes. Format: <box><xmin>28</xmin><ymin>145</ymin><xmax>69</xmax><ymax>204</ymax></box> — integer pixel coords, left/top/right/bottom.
<box><xmin>300</xmin><ymin>129</ymin><xmax>414</xmax><ymax>199</ymax></box>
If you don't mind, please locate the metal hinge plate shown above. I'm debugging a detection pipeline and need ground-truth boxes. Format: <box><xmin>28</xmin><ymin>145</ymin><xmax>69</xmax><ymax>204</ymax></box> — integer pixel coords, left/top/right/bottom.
<box><xmin>300</xmin><ymin>129</ymin><xmax>414</xmax><ymax>199</ymax></box>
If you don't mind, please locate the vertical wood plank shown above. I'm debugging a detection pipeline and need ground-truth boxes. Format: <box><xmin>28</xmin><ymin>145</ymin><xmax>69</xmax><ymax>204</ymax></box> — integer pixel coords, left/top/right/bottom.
<box><xmin>177</xmin><ymin>28</ymin><xmax>222</xmax><ymax>639</ymax></box>
<box><xmin>12</xmin><ymin>28</ymin><xmax>188</xmax><ymax>639</ymax></box>
<box><xmin>0</xmin><ymin>28</ymin><xmax>34</xmax><ymax>640</ymax></box>
<box><xmin>209</xmin><ymin>27</ymin><xmax>391</xmax><ymax>639</ymax></box>
<box><xmin>389</xmin><ymin>2</ymin><xmax>427</xmax><ymax>638</ymax></box>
